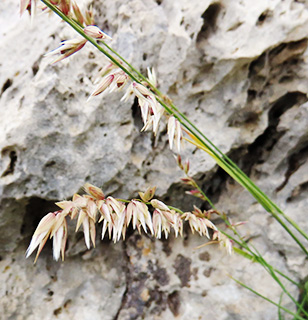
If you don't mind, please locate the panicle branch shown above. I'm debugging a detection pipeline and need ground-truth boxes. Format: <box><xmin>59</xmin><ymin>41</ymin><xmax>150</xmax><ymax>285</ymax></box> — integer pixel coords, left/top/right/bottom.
<box><xmin>26</xmin><ymin>183</ymin><xmax>225</xmax><ymax>262</ymax></box>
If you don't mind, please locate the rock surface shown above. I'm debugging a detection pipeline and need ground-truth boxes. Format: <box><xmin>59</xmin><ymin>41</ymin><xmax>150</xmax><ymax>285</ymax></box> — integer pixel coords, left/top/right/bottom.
<box><xmin>1</xmin><ymin>0</ymin><xmax>308</xmax><ymax>319</ymax></box>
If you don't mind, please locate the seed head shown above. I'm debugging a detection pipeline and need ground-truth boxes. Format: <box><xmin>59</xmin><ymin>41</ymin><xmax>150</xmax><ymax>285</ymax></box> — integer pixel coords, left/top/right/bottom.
<box><xmin>45</xmin><ymin>38</ymin><xmax>87</xmax><ymax>64</ymax></box>
<box><xmin>84</xmin><ymin>25</ymin><xmax>112</xmax><ymax>40</ymax></box>
<box><xmin>26</xmin><ymin>211</ymin><xmax>69</xmax><ymax>262</ymax></box>
<box><xmin>168</xmin><ymin>116</ymin><xmax>183</xmax><ymax>153</ymax></box>
<box><xmin>138</xmin><ymin>186</ymin><xmax>156</xmax><ymax>202</ymax></box>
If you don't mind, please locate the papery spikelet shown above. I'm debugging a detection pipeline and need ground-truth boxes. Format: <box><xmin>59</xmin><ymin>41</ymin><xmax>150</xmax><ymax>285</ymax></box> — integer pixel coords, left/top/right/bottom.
<box><xmin>129</xmin><ymin>200</ymin><xmax>154</xmax><ymax>235</ymax></box>
<box><xmin>98</xmin><ymin>201</ymin><xmax>112</xmax><ymax>223</ymax></box>
<box><xmin>72</xmin><ymin>193</ymin><xmax>88</xmax><ymax>208</ymax></box>
<box><xmin>84</xmin><ymin>183</ymin><xmax>105</xmax><ymax>200</ymax></box>
<box><xmin>106</xmin><ymin>197</ymin><xmax>125</xmax><ymax>216</ymax></box>
<box><xmin>59</xmin><ymin>0</ymin><xmax>71</xmax><ymax>16</ymax></box>
<box><xmin>26</xmin><ymin>211</ymin><xmax>70</xmax><ymax>262</ymax></box>
<box><xmin>139</xmin><ymin>186</ymin><xmax>156</xmax><ymax>202</ymax></box>
<box><xmin>183</xmin><ymin>160</ymin><xmax>189</xmax><ymax>174</ymax></box>
<box><xmin>88</xmin><ymin>74</ymin><xmax>114</xmax><ymax>99</ymax></box>
<box><xmin>132</xmin><ymin>82</ymin><xmax>152</xmax><ymax>98</ymax></box>
<box><xmin>176</xmin><ymin>155</ymin><xmax>184</xmax><ymax>170</ymax></box>
<box><xmin>53</xmin><ymin>217</ymin><xmax>68</xmax><ymax>261</ymax></box>
<box><xmin>151</xmin><ymin>199</ymin><xmax>170</xmax><ymax>211</ymax></box>
<box><xmin>168</xmin><ymin>116</ymin><xmax>183</xmax><ymax>153</ymax></box>
<box><xmin>45</xmin><ymin>38</ymin><xmax>87</xmax><ymax>64</ymax></box>
<box><xmin>153</xmin><ymin>209</ymin><xmax>170</xmax><ymax>239</ymax></box>
<box><xmin>147</xmin><ymin>67</ymin><xmax>157</xmax><ymax>87</ymax></box>
<box><xmin>84</xmin><ymin>25</ymin><xmax>112</xmax><ymax>40</ymax></box>
<box><xmin>20</xmin><ymin>0</ymin><xmax>31</xmax><ymax>16</ymax></box>
<box><xmin>72</xmin><ymin>0</ymin><xmax>84</xmax><ymax>25</ymax></box>
<box><xmin>85</xmin><ymin>6</ymin><xmax>94</xmax><ymax>25</ymax></box>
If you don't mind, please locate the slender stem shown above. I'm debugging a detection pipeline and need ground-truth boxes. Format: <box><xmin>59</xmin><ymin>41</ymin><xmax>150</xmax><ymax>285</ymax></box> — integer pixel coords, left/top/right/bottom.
<box><xmin>295</xmin><ymin>290</ymin><xmax>308</xmax><ymax>320</ymax></box>
<box><xmin>231</xmin><ymin>277</ymin><xmax>307</xmax><ymax>320</ymax></box>
<box><xmin>219</xmin><ymin>228</ymin><xmax>308</xmax><ymax>316</ymax></box>
<box><xmin>184</xmin><ymin>174</ymin><xmax>303</xmax><ymax>307</ymax></box>
<box><xmin>217</xmin><ymin>215</ymin><xmax>307</xmax><ymax>315</ymax></box>
<box><xmin>233</xmin><ymin>247</ymin><xmax>300</xmax><ymax>287</ymax></box>
<box><xmin>278</xmin><ymin>292</ymin><xmax>284</xmax><ymax>320</ymax></box>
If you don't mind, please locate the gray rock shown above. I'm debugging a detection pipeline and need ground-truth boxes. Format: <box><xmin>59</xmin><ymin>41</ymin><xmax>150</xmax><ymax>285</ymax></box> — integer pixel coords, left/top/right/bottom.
<box><xmin>1</xmin><ymin>0</ymin><xmax>308</xmax><ymax>319</ymax></box>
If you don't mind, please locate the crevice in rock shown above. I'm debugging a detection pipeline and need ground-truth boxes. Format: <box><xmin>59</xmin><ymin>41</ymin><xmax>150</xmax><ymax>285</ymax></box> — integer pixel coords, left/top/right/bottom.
<box><xmin>21</xmin><ymin>197</ymin><xmax>59</xmax><ymax>237</ymax></box>
<box><xmin>113</xmin><ymin>234</ymin><xmax>172</xmax><ymax>319</ymax></box>
<box><xmin>202</xmin><ymin>167</ymin><xmax>229</xmax><ymax>207</ymax></box>
<box><xmin>1</xmin><ymin>78</ymin><xmax>13</xmax><ymax>96</ymax></box>
<box><xmin>32</xmin><ymin>61</ymin><xmax>40</xmax><ymax>76</ymax></box>
<box><xmin>196</xmin><ymin>3</ymin><xmax>222</xmax><ymax>44</ymax></box>
<box><xmin>256</xmin><ymin>9</ymin><xmax>273</xmax><ymax>26</ymax></box>
<box><xmin>201</xmin><ymin>92</ymin><xmax>307</xmax><ymax>205</ymax></box>
<box><xmin>113</xmin><ymin>241</ymin><xmax>130</xmax><ymax>320</ymax></box>
<box><xmin>287</xmin><ymin>181</ymin><xmax>308</xmax><ymax>203</ymax></box>
<box><xmin>276</xmin><ymin>143</ymin><xmax>308</xmax><ymax>192</ymax></box>
<box><xmin>247</xmin><ymin>39</ymin><xmax>308</xmax><ymax>104</ymax></box>
<box><xmin>269</xmin><ymin>39</ymin><xmax>308</xmax><ymax>66</ymax></box>
<box><xmin>131</xmin><ymin>97</ymin><xmax>143</xmax><ymax>131</ymax></box>
<box><xmin>1</xmin><ymin>149</ymin><xmax>17</xmax><ymax>177</ymax></box>
<box><xmin>167</xmin><ymin>290</ymin><xmax>181</xmax><ymax>316</ymax></box>
<box><xmin>237</xmin><ymin>92</ymin><xmax>307</xmax><ymax>176</ymax></box>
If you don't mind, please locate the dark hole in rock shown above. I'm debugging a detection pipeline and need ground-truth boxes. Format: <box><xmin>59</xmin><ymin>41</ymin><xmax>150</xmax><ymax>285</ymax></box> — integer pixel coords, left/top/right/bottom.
<box><xmin>287</xmin><ymin>181</ymin><xmax>308</xmax><ymax>202</ymax></box>
<box><xmin>131</xmin><ymin>96</ymin><xmax>143</xmax><ymax>130</ymax></box>
<box><xmin>53</xmin><ymin>307</ymin><xmax>62</xmax><ymax>316</ymax></box>
<box><xmin>249</xmin><ymin>53</ymin><xmax>266</xmax><ymax>77</ymax></box>
<box><xmin>256</xmin><ymin>9</ymin><xmax>273</xmax><ymax>26</ymax></box>
<box><xmin>167</xmin><ymin>291</ymin><xmax>181</xmax><ymax>316</ymax></box>
<box><xmin>32</xmin><ymin>62</ymin><xmax>39</xmax><ymax>76</ymax></box>
<box><xmin>45</xmin><ymin>160</ymin><xmax>56</xmax><ymax>168</ymax></box>
<box><xmin>1</xmin><ymin>150</ymin><xmax>17</xmax><ymax>177</ymax></box>
<box><xmin>241</xmin><ymin>91</ymin><xmax>307</xmax><ymax>176</ymax></box>
<box><xmin>196</xmin><ymin>3</ymin><xmax>222</xmax><ymax>44</ymax></box>
<box><xmin>270</xmin><ymin>39</ymin><xmax>308</xmax><ymax>66</ymax></box>
<box><xmin>21</xmin><ymin>197</ymin><xmax>59</xmax><ymax>236</ymax></box>
<box><xmin>48</xmin><ymin>290</ymin><xmax>54</xmax><ymax>296</ymax></box>
<box><xmin>88</xmin><ymin>51</ymin><xmax>96</xmax><ymax>59</ymax></box>
<box><xmin>247</xmin><ymin>89</ymin><xmax>257</xmax><ymax>102</ymax></box>
<box><xmin>1</xmin><ymin>78</ymin><xmax>13</xmax><ymax>95</ymax></box>
<box><xmin>277</xmin><ymin>144</ymin><xmax>308</xmax><ymax>192</ymax></box>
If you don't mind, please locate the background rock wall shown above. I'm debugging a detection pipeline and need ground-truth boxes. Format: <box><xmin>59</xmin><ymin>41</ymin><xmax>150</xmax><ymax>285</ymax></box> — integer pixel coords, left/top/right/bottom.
<box><xmin>1</xmin><ymin>0</ymin><xmax>308</xmax><ymax>319</ymax></box>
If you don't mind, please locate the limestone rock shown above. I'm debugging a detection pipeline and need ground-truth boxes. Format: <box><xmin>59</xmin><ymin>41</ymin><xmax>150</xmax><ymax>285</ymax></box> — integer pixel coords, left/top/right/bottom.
<box><xmin>1</xmin><ymin>0</ymin><xmax>308</xmax><ymax>319</ymax></box>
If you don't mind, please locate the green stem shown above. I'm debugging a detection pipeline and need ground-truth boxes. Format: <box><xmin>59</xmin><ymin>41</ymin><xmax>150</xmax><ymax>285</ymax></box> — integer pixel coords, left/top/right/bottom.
<box><xmin>231</xmin><ymin>276</ymin><xmax>306</xmax><ymax>320</ymax></box>
<box><xmin>220</xmin><ymin>219</ymin><xmax>308</xmax><ymax>316</ymax></box>
<box><xmin>233</xmin><ymin>248</ymin><xmax>300</xmax><ymax>287</ymax></box>
<box><xmin>278</xmin><ymin>292</ymin><xmax>284</xmax><ymax>320</ymax></box>
<box><xmin>219</xmin><ymin>228</ymin><xmax>308</xmax><ymax>316</ymax></box>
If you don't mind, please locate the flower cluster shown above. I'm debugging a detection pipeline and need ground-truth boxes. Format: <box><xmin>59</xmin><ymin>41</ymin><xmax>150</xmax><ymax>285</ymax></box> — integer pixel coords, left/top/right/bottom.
<box><xmin>26</xmin><ymin>184</ymin><xmax>225</xmax><ymax>262</ymax></box>
<box><xmin>20</xmin><ymin>0</ymin><xmax>37</xmax><ymax>17</ymax></box>
<box><xmin>21</xmin><ymin>0</ymin><xmax>111</xmax><ymax>64</ymax></box>
<box><xmin>89</xmin><ymin>63</ymin><xmax>184</xmax><ymax>145</ymax></box>
<box><xmin>20</xmin><ymin>1</ymin><xmax>185</xmax><ymax>153</ymax></box>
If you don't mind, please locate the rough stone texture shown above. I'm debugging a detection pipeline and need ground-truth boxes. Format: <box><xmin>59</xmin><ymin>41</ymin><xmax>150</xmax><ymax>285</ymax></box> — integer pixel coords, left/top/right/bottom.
<box><xmin>1</xmin><ymin>0</ymin><xmax>308</xmax><ymax>319</ymax></box>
